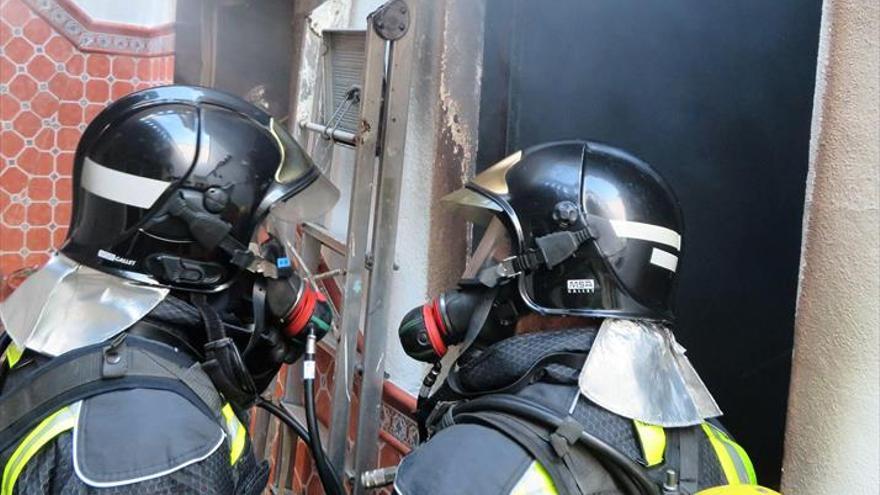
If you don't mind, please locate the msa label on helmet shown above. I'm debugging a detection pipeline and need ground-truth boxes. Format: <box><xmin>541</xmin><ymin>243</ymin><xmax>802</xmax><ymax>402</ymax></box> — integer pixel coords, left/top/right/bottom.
<box><xmin>98</xmin><ymin>249</ymin><xmax>137</xmax><ymax>267</ymax></box>
<box><xmin>567</xmin><ymin>279</ymin><xmax>595</xmax><ymax>294</ymax></box>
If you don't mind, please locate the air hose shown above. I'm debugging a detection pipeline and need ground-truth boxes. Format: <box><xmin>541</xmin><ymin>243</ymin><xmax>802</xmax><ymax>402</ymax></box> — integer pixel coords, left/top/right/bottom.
<box><xmin>254</xmin><ymin>327</ymin><xmax>344</xmax><ymax>495</ymax></box>
<box><xmin>302</xmin><ymin>327</ymin><xmax>345</xmax><ymax>495</ymax></box>
<box><xmin>453</xmin><ymin>394</ymin><xmax>660</xmax><ymax>495</ymax></box>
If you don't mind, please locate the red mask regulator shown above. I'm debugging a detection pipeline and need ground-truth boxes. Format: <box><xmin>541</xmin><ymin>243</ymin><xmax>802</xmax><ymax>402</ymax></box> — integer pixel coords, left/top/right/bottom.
<box><xmin>244</xmin><ymin>238</ymin><xmax>333</xmax><ymax>372</ymax></box>
<box><xmin>398</xmin><ymin>285</ymin><xmax>519</xmax><ymax>362</ymax></box>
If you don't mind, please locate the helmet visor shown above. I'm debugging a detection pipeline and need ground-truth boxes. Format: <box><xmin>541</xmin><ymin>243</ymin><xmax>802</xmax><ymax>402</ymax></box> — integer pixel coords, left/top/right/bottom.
<box><xmin>441</xmin><ymin>187</ymin><xmax>503</xmax><ymax>225</ymax></box>
<box><xmin>442</xmin><ymin>187</ymin><xmax>516</xmax><ymax>285</ymax></box>
<box><xmin>264</xmin><ymin>119</ymin><xmax>340</xmax><ymax>223</ymax></box>
<box><xmin>271</xmin><ymin>119</ymin><xmax>318</xmax><ymax>185</ymax></box>
<box><xmin>268</xmin><ymin>171</ymin><xmax>340</xmax><ymax>225</ymax></box>
<box><xmin>461</xmin><ymin>216</ymin><xmax>514</xmax><ymax>281</ymax></box>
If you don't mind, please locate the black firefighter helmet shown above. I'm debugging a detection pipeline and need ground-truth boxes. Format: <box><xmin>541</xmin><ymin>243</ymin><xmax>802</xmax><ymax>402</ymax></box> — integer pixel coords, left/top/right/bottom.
<box><xmin>61</xmin><ymin>85</ymin><xmax>338</xmax><ymax>291</ymax></box>
<box><xmin>444</xmin><ymin>140</ymin><xmax>683</xmax><ymax>321</ymax></box>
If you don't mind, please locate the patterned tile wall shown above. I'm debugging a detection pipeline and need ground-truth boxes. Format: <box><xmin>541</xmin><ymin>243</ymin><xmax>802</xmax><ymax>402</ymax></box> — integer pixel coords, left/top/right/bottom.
<box><xmin>2</xmin><ymin>2</ymin><xmax>420</xmax><ymax>491</ymax></box>
<box><xmin>0</xmin><ymin>0</ymin><xmax>173</xmax><ymax>278</ymax></box>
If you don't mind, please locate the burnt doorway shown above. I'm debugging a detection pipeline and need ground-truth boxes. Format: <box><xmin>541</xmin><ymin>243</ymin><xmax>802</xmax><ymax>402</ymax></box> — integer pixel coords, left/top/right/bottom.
<box><xmin>477</xmin><ymin>0</ymin><xmax>823</xmax><ymax>487</ymax></box>
<box><xmin>174</xmin><ymin>0</ymin><xmax>295</xmax><ymax>119</ymax></box>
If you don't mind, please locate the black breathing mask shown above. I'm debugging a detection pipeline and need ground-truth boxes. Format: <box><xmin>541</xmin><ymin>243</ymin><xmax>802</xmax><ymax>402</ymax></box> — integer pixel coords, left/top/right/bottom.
<box><xmin>204</xmin><ymin>237</ymin><xmax>333</xmax><ymax>408</ymax></box>
<box><xmin>252</xmin><ymin>238</ymin><xmax>333</xmax><ymax>363</ymax></box>
<box><xmin>398</xmin><ymin>282</ymin><xmax>519</xmax><ymax>363</ymax></box>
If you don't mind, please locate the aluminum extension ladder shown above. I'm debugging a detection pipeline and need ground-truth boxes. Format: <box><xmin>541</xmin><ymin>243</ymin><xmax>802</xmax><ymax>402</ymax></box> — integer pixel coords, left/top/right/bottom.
<box><xmin>292</xmin><ymin>1</ymin><xmax>417</xmax><ymax>492</ymax></box>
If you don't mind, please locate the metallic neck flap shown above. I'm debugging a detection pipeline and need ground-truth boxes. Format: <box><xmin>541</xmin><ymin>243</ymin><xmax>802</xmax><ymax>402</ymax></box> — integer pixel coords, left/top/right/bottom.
<box><xmin>578</xmin><ymin>318</ymin><xmax>722</xmax><ymax>427</ymax></box>
<box><xmin>0</xmin><ymin>254</ymin><xmax>168</xmax><ymax>357</ymax></box>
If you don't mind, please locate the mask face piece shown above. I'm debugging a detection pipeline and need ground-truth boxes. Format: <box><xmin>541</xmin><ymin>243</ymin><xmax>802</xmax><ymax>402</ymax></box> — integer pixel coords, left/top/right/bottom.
<box><xmin>398</xmin><ymin>283</ymin><xmax>519</xmax><ymax>363</ymax></box>
<box><xmin>259</xmin><ymin>237</ymin><xmax>333</xmax><ymax>343</ymax></box>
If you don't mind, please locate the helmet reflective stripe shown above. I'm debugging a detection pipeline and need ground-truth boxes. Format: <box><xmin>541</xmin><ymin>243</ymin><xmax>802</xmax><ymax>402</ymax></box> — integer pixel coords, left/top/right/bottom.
<box><xmin>1</xmin><ymin>403</ymin><xmax>80</xmax><ymax>495</ymax></box>
<box><xmin>511</xmin><ymin>461</ymin><xmax>558</xmax><ymax>495</ymax></box>
<box><xmin>650</xmin><ymin>248</ymin><xmax>679</xmax><ymax>273</ymax></box>
<box><xmin>220</xmin><ymin>404</ymin><xmax>247</xmax><ymax>465</ymax></box>
<box><xmin>608</xmin><ymin>220</ymin><xmax>681</xmax><ymax>251</ymax></box>
<box><xmin>81</xmin><ymin>158</ymin><xmax>172</xmax><ymax>209</ymax></box>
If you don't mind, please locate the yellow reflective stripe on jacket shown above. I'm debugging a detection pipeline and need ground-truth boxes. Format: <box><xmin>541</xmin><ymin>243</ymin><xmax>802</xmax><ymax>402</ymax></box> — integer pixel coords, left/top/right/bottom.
<box><xmin>701</xmin><ymin>423</ymin><xmax>756</xmax><ymax>485</ymax></box>
<box><xmin>3</xmin><ymin>344</ymin><xmax>22</xmax><ymax>368</ymax></box>
<box><xmin>1</xmin><ymin>404</ymin><xmax>79</xmax><ymax>495</ymax></box>
<box><xmin>221</xmin><ymin>404</ymin><xmax>246</xmax><ymax>465</ymax></box>
<box><xmin>697</xmin><ymin>485</ymin><xmax>780</xmax><ymax>495</ymax></box>
<box><xmin>511</xmin><ymin>461</ymin><xmax>558</xmax><ymax>495</ymax></box>
<box><xmin>632</xmin><ymin>420</ymin><xmax>666</xmax><ymax>467</ymax></box>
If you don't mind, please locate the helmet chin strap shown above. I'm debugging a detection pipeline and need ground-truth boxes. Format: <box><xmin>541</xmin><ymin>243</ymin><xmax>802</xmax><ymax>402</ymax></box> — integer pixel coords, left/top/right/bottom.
<box><xmin>477</xmin><ymin>225</ymin><xmax>599</xmax><ymax>288</ymax></box>
<box><xmin>166</xmin><ymin>192</ymin><xmax>280</xmax><ymax>278</ymax></box>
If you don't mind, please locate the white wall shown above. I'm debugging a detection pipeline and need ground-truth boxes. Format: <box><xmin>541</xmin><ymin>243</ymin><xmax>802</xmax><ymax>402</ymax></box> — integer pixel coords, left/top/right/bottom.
<box><xmin>73</xmin><ymin>0</ymin><xmax>175</xmax><ymax>27</ymax></box>
<box><xmin>781</xmin><ymin>0</ymin><xmax>879</xmax><ymax>492</ymax></box>
<box><xmin>295</xmin><ymin>0</ymin><xmax>446</xmax><ymax>393</ymax></box>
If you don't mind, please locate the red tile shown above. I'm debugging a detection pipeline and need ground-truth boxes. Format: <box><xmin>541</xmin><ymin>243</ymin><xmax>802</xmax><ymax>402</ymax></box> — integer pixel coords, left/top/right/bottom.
<box><xmin>4</xmin><ymin>37</ymin><xmax>34</xmax><ymax>64</ymax></box>
<box><xmin>0</xmin><ymin>95</ymin><xmax>20</xmax><ymax>120</ymax></box>
<box><xmin>0</xmin><ymin>20</ymin><xmax>11</xmax><ymax>46</ymax></box>
<box><xmin>306</xmin><ymin>477</ymin><xmax>324</xmax><ymax>495</ymax></box>
<box><xmin>0</xmin><ymin>188</ymin><xmax>9</xmax><ymax>212</ymax></box>
<box><xmin>56</xmin><ymin>127</ymin><xmax>80</xmax><ymax>151</ymax></box>
<box><xmin>0</xmin><ymin>226</ymin><xmax>23</xmax><ymax>251</ymax></box>
<box><xmin>34</xmin><ymin>127</ymin><xmax>54</xmax><ymax>150</ymax></box>
<box><xmin>0</xmin><ymin>56</ymin><xmax>16</xmax><ymax>84</ymax></box>
<box><xmin>55</xmin><ymin>152</ymin><xmax>73</xmax><ymax>175</ymax></box>
<box><xmin>136</xmin><ymin>58</ymin><xmax>151</xmax><ymax>80</ymax></box>
<box><xmin>83</xmin><ymin>104</ymin><xmax>103</xmax><ymax>124</ymax></box>
<box><xmin>165</xmin><ymin>57</ymin><xmax>175</xmax><ymax>81</ymax></box>
<box><xmin>65</xmin><ymin>54</ymin><xmax>84</xmax><ymax>76</ymax></box>
<box><xmin>25</xmin><ymin>227</ymin><xmax>50</xmax><ymax>251</ymax></box>
<box><xmin>54</xmin><ymin>177</ymin><xmax>71</xmax><ymax>200</ymax></box>
<box><xmin>111</xmin><ymin>56</ymin><xmax>135</xmax><ymax>80</ymax></box>
<box><xmin>8</xmin><ymin>74</ymin><xmax>37</xmax><ymax>101</ymax></box>
<box><xmin>29</xmin><ymin>91</ymin><xmax>59</xmax><ymax>119</ymax></box>
<box><xmin>0</xmin><ymin>253</ymin><xmax>24</xmax><ymax>276</ymax></box>
<box><xmin>85</xmin><ymin>79</ymin><xmax>109</xmax><ymax>102</ymax></box>
<box><xmin>110</xmin><ymin>81</ymin><xmax>134</xmax><ymax>101</ymax></box>
<box><xmin>26</xmin><ymin>54</ymin><xmax>55</xmax><ymax>82</ymax></box>
<box><xmin>48</xmin><ymin>73</ymin><xmax>84</xmax><ymax>101</ymax></box>
<box><xmin>0</xmin><ymin>0</ymin><xmax>32</xmax><ymax>28</ymax></box>
<box><xmin>44</xmin><ymin>36</ymin><xmax>73</xmax><ymax>63</ymax></box>
<box><xmin>23</xmin><ymin>252</ymin><xmax>49</xmax><ymax>268</ymax></box>
<box><xmin>57</xmin><ymin>102</ymin><xmax>82</xmax><ymax>126</ymax></box>
<box><xmin>27</xmin><ymin>177</ymin><xmax>52</xmax><ymax>201</ymax></box>
<box><xmin>2</xmin><ymin>202</ymin><xmax>25</xmax><ymax>225</ymax></box>
<box><xmin>52</xmin><ymin>226</ymin><xmax>68</xmax><ymax>247</ymax></box>
<box><xmin>22</xmin><ymin>17</ymin><xmax>51</xmax><ymax>45</ymax></box>
<box><xmin>12</xmin><ymin>111</ymin><xmax>41</xmax><ymax>138</ymax></box>
<box><xmin>53</xmin><ymin>201</ymin><xmax>71</xmax><ymax>225</ymax></box>
<box><xmin>18</xmin><ymin>148</ymin><xmax>53</xmax><ymax>175</ymax></box>
<box><xmin>379</xmin><ymin>442</ymin><xmax>403</xmax><ymax>467</ymax></box>
<box><xmin>0</xmin><ymin>131</ymin><xmax>25</xmax><ymax>158</ymax></box>
<box><xmin>27</xmin><ymin>202</ymin><xmax>51</xmax><ymax>226</ymax></box>
<box><xmin>86</xmin><ymin>54</ymin><xmax>110</xmax><ymax>78</ymax></box>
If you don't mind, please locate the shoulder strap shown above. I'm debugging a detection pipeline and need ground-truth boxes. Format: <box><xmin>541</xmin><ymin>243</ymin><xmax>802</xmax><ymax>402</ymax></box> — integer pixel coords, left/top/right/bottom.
<box><xmin>0</xmin><ymin>335</ymin><xmax>222</xmax><ymax>454</ymax></box>
<box><xmin>446</xmin><ymin>352</ymin><xmax>587</xmax><ymax>397</ymax></box>
<box><xmin>449</xmin><ymin>394</ymin><xmax>662</xmax><ymax>495</ymax></box>
<box><xmin>453</xmin><ymin>410</ymin><xmax>584</xmax><ymax>494</ymax></box>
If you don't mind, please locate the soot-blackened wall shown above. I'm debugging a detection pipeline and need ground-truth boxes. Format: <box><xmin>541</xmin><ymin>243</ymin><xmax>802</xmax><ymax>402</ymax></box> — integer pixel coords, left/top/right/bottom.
<box><xmin>477</xmin><ymin>0</ymin><xmax>823</xmax><ymax>486</ymax></box>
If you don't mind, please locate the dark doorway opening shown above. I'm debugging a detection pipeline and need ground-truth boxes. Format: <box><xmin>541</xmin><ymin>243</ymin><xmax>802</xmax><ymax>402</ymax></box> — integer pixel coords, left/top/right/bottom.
<box><xmin>477</xmin><ymin>0</ymin><xmax>823</xmax><ymax>487</ymax></box>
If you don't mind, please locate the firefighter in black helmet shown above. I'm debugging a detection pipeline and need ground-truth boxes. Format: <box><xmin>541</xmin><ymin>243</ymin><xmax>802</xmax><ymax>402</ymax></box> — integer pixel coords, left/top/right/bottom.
<box><xmin>0</xmin><ymin>86</ymin><xmax>339</xmax><ymax>494</ymax></box>
<box><xmin>394</xmin><ymin>141</ymin><xmax>778</xmax><ymax>495</ymax></box>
